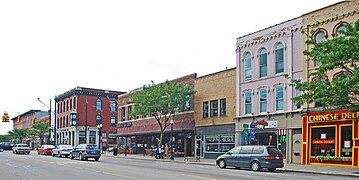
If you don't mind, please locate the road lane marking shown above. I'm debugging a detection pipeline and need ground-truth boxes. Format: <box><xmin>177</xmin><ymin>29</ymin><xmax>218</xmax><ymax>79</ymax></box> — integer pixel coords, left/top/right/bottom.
<box><xmin>183</xmin><ymin>174</ymin><xmax>219</xmax><ymax>180</ymax></box>
<box><xmin>6</xmin><ymin>163</ymin><xmax>17</xmax><ymax>168</ymax></box>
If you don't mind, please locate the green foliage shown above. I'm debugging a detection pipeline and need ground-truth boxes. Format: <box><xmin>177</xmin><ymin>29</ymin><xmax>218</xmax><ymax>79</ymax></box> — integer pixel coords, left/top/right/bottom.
<box><xmin>0</xmin><ymin>134</ymin><xmax>12</xmax><ymax>142</ymax></box>
<box><xmin>128</xmin><ymin>81</ymin><xmax>195</xmax><ymax>146</ymax></box>
<box><xmin>291</xmin><ymin>20</ymin><xmax>359</xmax><ymax>109</ymax></box>
<box><xmin>30</xmin><ymin>122</ymin><xmax>49</xmax><ymax>138</ymax></box>
<box><xmin>7</xmin><ymin>128</ymin><xmax>30</xmax><ymax>143</ymax></box>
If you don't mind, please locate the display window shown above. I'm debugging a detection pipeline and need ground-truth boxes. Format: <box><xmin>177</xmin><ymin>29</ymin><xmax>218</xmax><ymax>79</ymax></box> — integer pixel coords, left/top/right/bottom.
<box><xmin>340</xmin><ymin>125</ymin><xmax>352</xmax><ymax>157</ymax></box>
<box><xmin>204</xmin><ymin>134</ymin><xmax>235</xmax><ymax>153</ymax></box>
<box><xmin>311</xmin><ymin>126</ymin><xmax>335</xmax><ymax>157</ymax></box>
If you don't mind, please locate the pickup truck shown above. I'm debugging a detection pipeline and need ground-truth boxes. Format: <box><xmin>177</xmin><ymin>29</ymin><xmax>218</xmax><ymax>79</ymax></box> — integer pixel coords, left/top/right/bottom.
<box><xmin>12</xmin><ymin>144</ymin><xmax>31</xmax><ymax>154</ymax></box>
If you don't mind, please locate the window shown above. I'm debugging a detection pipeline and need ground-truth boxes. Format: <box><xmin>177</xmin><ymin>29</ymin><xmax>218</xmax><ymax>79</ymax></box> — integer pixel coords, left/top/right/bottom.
<box><xmin>244</xmin><ymin>91</ymin><xmax>252</xmax><ymax>114</ymax></box>
<box><xmin>66</xmin><ymin>100</ymin><xmax>69</xmax><ymax>111</ymax></box>
<box><xmin>57</xmin><ymin>103</ymin><xmax>60</xmax><ymax>114</ymax></box>
<box><xmin>253</xmin><ymin>146</ymin><xmax>264</xmax><ymax>154</ymax></box>
<box><xmin>111</xmin><ymin>101</ymin><xmax>116</xmax><ymax>112</ymax></box>
<box><xmin>121</xmin><ymin>107</ymin><xmax>126</xmax><ymax>121</ymax></box>
<box><xmin>96</xmin><ymin>115</ymin><xmax>101</xmax><ymax>125</ymax></box>
<box><xmin>70</xmin><ymin>99</ymin><xmax>73</xmax><ymax>110</ymax></box>
<box><xmin>244</xmin><ymin>52</ymin><xmax>252</xmax><ymax>81</ymax></box>
<box><xmin>203</xmin><ymin>102</ymin><xmax>209</xmax><ymax>118</ymax></box>
<box><xmin>79</xmin><ymin>131</ymin><xmax>86</xmax><ymax>144</ymax></box>
<box><xmin>96</xmin><ymin>98</ymin><xmax>102</xmax><ymax>111</ymax></box>
<box><xmin>220</xmin><ymin>98</ymin><xmax>226</xmax><ymax>117</ymax></box>
<box><xmin>275</xmin><ymin>86</ymin><xmax>284</xmax><ymax>111</ymax></box>
<box><xmin>259</xmin><ymin>48</ymin><xmax>267</xmax><ymax>77</ymax></box>
<box><xmin>111</xmin><ymin>116</ymin><xmax>116</xmax><ymax>127</ymax></box>
<box><xmin>240</xmin><ymin>146</ymin><xmax>254</xmax><ymax>154</ymax></box>
<box><xmin>311</xmin><ymin>127</ymin><xmax>335</xmax><ymax>156</ymax></box>
<box><xmin>275</xmin><ymin>43</ymin><xmax>284</xmax><ymax>74</ymax></box>
<box><xmin>314</xmin><ymin>31</ymin><xmax>326</xmax><ymax>43</ymax></box>
<box><xmin>183</xmin><ymin>95</ymin><xmax>191</xmax><ymax>111</ymax></box>
<box><xmin>204</xmin><ymin>135</ymin><xmax>235</xmax><ymax>153</ymax></box>
<box><xmin>341</xmin><ymin>126</ymin><xmax>352</xmax><ymax>157</ymax></box>
<box><xmin>65</xmin><ymin>116</ymin><xmax>68</xmax><ymax>127</ymax></box>
<box><xmin>335</xmin><ymin>24</ymin><xmax>347</xmax><ymax>37</ymax></box>
<box><xmin>89</xmin><ymin>131</ymin><xmax>96</xmax><ymax>144</ymax></box>
<box><xmin>210</xmin><ymin>100</ymin><xmax>218</xmax><ymax>117</ymax></box>
<box><xmin>259</xmin><ymin>89</ymin><xmax>267</xmax><ymax>113</ymax></box>
<box><xmin>127</xmin><ymin>106</ymin><xmax>132</xmax><ymax>120</ymax></box>
<box><xmin>294</xmin><ymin>88</ymin><xmax>301</xmax><ymax>109</ymax></box>
<box><xmin>73</xmin><ymin>97</ymin><xmax>76</xmax><ymax>110</ymax></box>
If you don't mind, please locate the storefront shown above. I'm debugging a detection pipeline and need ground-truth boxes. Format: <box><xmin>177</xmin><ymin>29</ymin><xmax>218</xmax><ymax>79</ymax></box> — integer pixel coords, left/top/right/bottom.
<box><xmin>302</xmin><ymin>110</ymin><xmax>359</xmax><ymax>167</ymax></box>
<box><xmin>195</xmin><ymin>124</ymin><xmax>235</xmax><ymax>159</ymax></box>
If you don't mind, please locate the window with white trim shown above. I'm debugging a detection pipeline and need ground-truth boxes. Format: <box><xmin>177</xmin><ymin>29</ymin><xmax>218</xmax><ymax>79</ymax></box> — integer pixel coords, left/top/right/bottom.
<box><xmin>275</xmin><ymin>86</ymin><xmax>284</xmax><ymax>111</ymax></box>
<box><xmin>259</xmin><ymin>48</ymin><xmax>267</xmax><ymax>77</ymax></box>
<box><xmin>244</xmin><ymin>52</ymin><xmax>252</xmax><ymax>81</ymax></box>
<box><xmin>259</xmin><ymin>89</ymin><xmax>267</xmax><ymax>113</ymax></box>
<box><xmin>275</xmin><ymin>43</ymin><xmax>284</xmax><ymax>74</ymax></box>
<box><xmin>244</xmin><ymin>91</ymin><xmax>252</xmax><ymax>114</ymax></box>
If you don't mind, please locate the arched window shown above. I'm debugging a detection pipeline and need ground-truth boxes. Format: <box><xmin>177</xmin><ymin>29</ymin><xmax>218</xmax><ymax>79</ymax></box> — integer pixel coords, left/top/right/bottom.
<box><xmin>275</xmin><ymin>85</ymin><xmax>284</xmax><ymax>111</ymax></box>
<box><xmin>259</xmin><ymin>48</ymin><xmax>267</xmax><ymax>77</ymax></box>
<box><xmin>259</xmin><ymin>89</ymin><xmax>267</xmax><ymax>113</ymax></box>
<box><xmin>96</xmin><ymin>115</ymin><xmax>102</xmax><ymax>124</ymax></box>
<box><xmin>275</xmin><ymin>43</ymin><xmax>284</xmax><ymax>74</ymax></box>
<box><xmin>335</xmin><ymin>24</ymin><xmax>347</xmax><ymax>37</ymax></box>
<box><xmin>244</xmin><ymin>52</ymin><xmax>252</xmax><ymax>81</ymax></box>
<box><xmin>96</xmin><ymin>98</ymin><xmax>102</xmax><ymax>111</ymax></box>
<box><xmin>111</xmin><ymin>101</ymin><xmax>116</xmax><ymax>112</ymax></box>
<box><xmin>244</xmin><ymin>91</ymin><xmax>252</xmax><ymax>114</ymax></box>
<box><xmin>314</xmin><ymin>31</ymin><xmax>327</xmax><ymax>43</ymax></box>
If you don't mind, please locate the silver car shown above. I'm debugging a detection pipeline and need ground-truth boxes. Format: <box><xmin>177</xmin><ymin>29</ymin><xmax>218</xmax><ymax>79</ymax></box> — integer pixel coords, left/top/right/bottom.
<box><xmin>52</xmin><ymin>145</ymin><xmax>73</xmax><ymax>157</ymax></box>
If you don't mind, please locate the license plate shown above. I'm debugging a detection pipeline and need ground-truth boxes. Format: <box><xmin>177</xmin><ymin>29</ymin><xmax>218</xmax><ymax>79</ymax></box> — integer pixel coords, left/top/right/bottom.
<box><xmin>276</xmin><ymin>156</ymin><xmax>279</xmax><ymax>159</ymax></box>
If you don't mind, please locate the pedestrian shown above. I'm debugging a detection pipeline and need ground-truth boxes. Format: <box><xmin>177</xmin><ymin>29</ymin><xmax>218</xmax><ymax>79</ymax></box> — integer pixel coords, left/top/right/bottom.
<box><xmin>164</xmin><ymin>144</ymin><xmax>169</xmax><ymax>159</ymax></box>
<box><xmin>124</xmin><ymin>146</ymin><xmax>128</xmax><ymax>157</ymax></box>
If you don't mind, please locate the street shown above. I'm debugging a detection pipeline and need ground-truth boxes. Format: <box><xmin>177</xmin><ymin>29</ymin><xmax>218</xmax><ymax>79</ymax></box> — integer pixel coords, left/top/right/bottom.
<box><xmin>0</xmin><ymin>151</ymin><xmax>356</xmax><ymax>180</ymax></box>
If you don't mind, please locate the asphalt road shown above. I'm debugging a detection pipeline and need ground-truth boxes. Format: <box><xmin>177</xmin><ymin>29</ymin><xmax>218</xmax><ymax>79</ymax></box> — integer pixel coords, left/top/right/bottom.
<box><xmin>0</xmin><ymin>150</ymin><xmax>356</xmax><ymax>180</ymax></box>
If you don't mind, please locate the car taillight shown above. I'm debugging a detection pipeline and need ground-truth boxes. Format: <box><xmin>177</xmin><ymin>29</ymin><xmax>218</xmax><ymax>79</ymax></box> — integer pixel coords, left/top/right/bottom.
<box><xmin>264</xmin><ymin>155</ymin><xmax>275</xmax><ymax>160</ymax></box>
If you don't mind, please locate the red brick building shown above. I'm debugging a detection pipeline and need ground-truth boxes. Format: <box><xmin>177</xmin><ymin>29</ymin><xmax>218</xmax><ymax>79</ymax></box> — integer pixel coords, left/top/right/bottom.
<box><xmin>55</xmin><ymin>87</ymin><xmax>125</xmax><ymax>149</ymax></box>
<box><xmin>117</xmin><ymin>74</ymin><xmax>196</xmax><ymax>157</ymax></box>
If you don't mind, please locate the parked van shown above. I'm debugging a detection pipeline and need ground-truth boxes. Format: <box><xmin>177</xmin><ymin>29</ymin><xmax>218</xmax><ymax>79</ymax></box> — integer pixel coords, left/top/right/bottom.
<box><xmin>216</xmin><ymin>145</ymin><xmax>284</xmax><ymax>172</ymax></box>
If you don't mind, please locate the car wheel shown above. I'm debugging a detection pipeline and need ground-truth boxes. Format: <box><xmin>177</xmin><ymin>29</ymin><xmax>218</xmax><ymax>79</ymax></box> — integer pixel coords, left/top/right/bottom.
<box><xmin>38</xmin><ymin>152</ymin><xmax>40</xmax><ymax>155</ymax></box>
<box><xmin>69</xmin><ymin>153</ymin><xmax>74</xmax><ymax>159</ymax></box>
<box><xmin>95</xmin><ymin>157</ymin><xmax>99</xmax><ymax>161</ymax></box>
<box><xmin>268</xmin><ymin>168</ymin><xmax>276</xmax><ymax>172</ymax></box>
<box><xmin>251</xmin><ymin>161</ymin><xmax>261</xmax><ymax>171</ymax></box>
<box><xmin>218</xmin><ymin>159</ymin><xmax>227</xmax><ymax>169</ymax></box>
<box><xmin>79</xmin><ymin>154</ymin><xmax>84</xmax><ymax>161</ymax></box>
<box><xmin>27</xmin><ymin>152</ymin><xmax>30</xmax><ymax>155</ymax></box>
<box><xmin>52</xmin><ymin>153</ymin><xmax>55</xmax><ymax>157</ymax></box>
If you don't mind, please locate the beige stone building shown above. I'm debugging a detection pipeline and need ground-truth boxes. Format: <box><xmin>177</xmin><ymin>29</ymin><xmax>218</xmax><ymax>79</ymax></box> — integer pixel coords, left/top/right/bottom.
<box><xmin>194</xmin><ymin>68</ymin><xmax>236</xmax><ymax>159</ymax></box>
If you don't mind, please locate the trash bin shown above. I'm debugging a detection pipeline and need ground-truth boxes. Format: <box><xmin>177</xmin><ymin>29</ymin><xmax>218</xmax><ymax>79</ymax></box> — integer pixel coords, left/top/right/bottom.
<box><xmin>113</xmin><ymin>147</ymin><xmax>118</xmax><ymax>156</ymax></box>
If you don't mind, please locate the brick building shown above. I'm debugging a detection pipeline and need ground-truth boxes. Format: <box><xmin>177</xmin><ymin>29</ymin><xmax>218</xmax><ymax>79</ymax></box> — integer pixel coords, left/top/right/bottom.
<box><xmin>194</xmin><ymin>67</ymin><xmax>236</xmax><ymax>159</ymax></box>
<box><xmin>117</xmin><ymin>74</ymin><xmax>196</xmax><ymax>157</ymax></box>
<box><xmin>55</xmin><ymin>87</ymin><xmax>125</xmax><ymax>149</ymax></box>
<box><xmin>301</xmin><ymin>1</ymin><xmax>359</xmax><ymax>167</ymax></box>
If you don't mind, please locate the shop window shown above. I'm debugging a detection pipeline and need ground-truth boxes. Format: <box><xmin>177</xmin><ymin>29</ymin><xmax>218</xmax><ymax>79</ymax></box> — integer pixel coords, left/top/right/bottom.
<box><xmin>220</xmin><ymin>98</ymin><xmax>226</xmax><ymax>117</ymax></box>
<box><xmin>79</xmin><ymin>131</ymin><xmax>86</xmax><ymax>144</ymax></box>
<box><xmin>259</xmin><ymin>48</ymin><xmax>267</xmax><ymax>78</ymax></box>
<box><xmin>210</xmin><ymin>100</ymin><xmax>218</xmax><ymax>117</ymax></box>
<box><xmin>204</xmin><ymin>135</ymin><xmax>235</xmax><ymax>153</ymax></box>
<box><xmin>311</xmin><ymin>127</ymin><xmax>335</xmax><ymax>157</ymax></box>
<box><xmin>89</xmin><ymin>131</ymin><xmax>96</xmax><ymax>144</ymax></box>
<box><xmin>341</xmin><ymin>126</ymin><xmax>352</xmax><ymax>157</ymax></box>
<box><xmin>203</xmin><ymin>101</ymin><xmax>209</xmax><ymax>118</ymax></box>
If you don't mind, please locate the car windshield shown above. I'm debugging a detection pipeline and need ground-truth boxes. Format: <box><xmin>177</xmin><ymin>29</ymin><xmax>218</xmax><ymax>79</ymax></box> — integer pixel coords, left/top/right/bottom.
<box><xmin>60</xmin><ymin>145</ymin><xmax>72</xmax><ymax>149</ymax></box>
<box><xmin>267</xmin><ymin>147</ymin><xmax>281</xmax><ymax>156</ymax></box>
<box><xmin>18</xmin><ymin>144</ymin><xmax>29</xmax><ymax>147</ymax></box>
<box><xmin>44</xmin><ymin>145</ymin><xmax>54</xmax><ymax>148</ymax></box>
<box><xmin>86</xmin><ymin>145</ymin><xmax>97</xmax><ymax>149</ymax></box>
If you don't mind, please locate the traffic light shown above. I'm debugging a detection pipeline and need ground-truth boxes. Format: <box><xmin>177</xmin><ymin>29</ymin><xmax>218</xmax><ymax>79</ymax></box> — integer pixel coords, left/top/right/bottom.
<box><xmin>2</xmin><ymin>113</ymin><xmax>10</xmax><ymax>122</ymax></box>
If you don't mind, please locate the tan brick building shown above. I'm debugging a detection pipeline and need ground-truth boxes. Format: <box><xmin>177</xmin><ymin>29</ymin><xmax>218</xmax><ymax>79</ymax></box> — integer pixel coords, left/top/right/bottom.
<box><xmin>301</xmin><ymin>1</ymin><xmax>359</xmax><ymax>167</ymax></box>
<box><xmin>194</xmin><ymin>68</ymin><xmax>236</xmax><ymax>159</ymax></box>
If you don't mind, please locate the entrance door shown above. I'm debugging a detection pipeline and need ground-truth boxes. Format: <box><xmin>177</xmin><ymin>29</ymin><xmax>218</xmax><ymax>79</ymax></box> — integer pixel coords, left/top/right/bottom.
<box><xmin>292</xmin><ymin>129</ymin><xmax>302</xmax><ymax>164</ymax></box>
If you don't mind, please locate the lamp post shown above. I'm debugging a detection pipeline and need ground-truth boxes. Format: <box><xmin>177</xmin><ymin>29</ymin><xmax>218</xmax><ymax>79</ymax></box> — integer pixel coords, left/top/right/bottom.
<box><xmin>170</xmin><ymin>119</ymin><xmax>174</xmax><ymax>160</ymax></box>
<box><xmin>97</xmin><ymin>124</ymin><xmax>102</xmax><ymax>153</ymax></box>
<box><xmin>37</xmin><ymin>98</ymin><xmax>53</xmax><ymax>145</ymax></box>
<box><xmin>85</xmin><ymin>98</ymin><xmax>88</xmax><ymax>144</ymax></box>
<box><xmin>48</xmin><ymin>127</ymin><xmax>52</xmax><ymax>144</ymax></box>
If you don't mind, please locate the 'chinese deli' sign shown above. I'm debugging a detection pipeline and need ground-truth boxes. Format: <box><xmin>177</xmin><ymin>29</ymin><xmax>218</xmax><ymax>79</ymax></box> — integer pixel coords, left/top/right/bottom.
<box><xmin>308</xmin><ymin>111</ymin><xmax>359</xmax><ymax>122</ymax></box>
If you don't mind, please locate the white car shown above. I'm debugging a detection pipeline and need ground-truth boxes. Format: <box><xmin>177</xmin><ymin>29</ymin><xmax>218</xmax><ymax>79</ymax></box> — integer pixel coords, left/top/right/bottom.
<box><xmin>12</xmin><ymin>144</ymin><xmax>31</xmax><ymax>154</ymax></box>
<box><xmin>52</xmin><ymin>145</ymin><xmax>73</xmax><ymax>157</ymax></box>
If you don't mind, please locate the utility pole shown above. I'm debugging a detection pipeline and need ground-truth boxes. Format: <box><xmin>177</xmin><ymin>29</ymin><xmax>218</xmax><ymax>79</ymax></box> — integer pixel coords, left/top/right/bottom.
<box><xmin>85</xmin><ymin>98</ymin><xmax>88</xmax><ymax>144</ymax></box>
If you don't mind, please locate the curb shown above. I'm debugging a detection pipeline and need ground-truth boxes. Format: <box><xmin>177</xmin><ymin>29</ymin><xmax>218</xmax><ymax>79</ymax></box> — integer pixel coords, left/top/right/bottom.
<box><xmin>104</xmin><ymin>155</ymin><xmax>359</xmax><ymax>177</ymax></box>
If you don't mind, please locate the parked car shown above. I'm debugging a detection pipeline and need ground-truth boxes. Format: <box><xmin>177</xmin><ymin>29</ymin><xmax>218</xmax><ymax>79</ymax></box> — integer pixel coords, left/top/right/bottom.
<box><xmin>52</xmin><ymin>145</ymin><xmax>73</xmax><ymax>157</ymax></box>
<box><xmin>216</xmin><ymin>145</ymin><xmax>284</xmax><ymax>172</ymax></box>
<box><xmin>37</xmin><ymin>145</ymin><xmax>55</xmax><ymax>155</ymax></box>
<box><xmin>12</xmin><ymin>144</ymin><xmax>31</xmax><ymax>154</ymax></box>
<box><xmin>69</xmin><ymin>144</ymin><xmax>100</xmax><ymax>161</ymax></box>
<box><xmin>0</xmin><ymin>142</ymin><xmax>15</xmax><ymax>151</ymax></box>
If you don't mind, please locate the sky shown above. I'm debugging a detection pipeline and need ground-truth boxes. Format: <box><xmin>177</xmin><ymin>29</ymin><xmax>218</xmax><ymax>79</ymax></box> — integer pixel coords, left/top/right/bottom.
<box><xmin>0</xmin><ymin>0</ymin><xmax>342</xmax><ymax>135</ymax></box>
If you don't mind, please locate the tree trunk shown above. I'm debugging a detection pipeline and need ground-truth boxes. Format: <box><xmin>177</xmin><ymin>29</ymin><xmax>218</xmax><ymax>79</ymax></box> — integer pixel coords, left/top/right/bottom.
<box><xmin>158</xmin><ymin>131</ymin><xmax>164</xmax><ymax>149</ymax></box>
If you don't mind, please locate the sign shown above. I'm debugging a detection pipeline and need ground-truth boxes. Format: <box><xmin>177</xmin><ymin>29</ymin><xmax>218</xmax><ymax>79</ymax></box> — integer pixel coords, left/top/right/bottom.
<box><xmin>312</xmin><ymin>139</ymin><xmax>335</xmax><ymax>144</ymax></box>
<box><xmin>307</xmin><ymin>111</ymin><xmax>359</xmax><ymax>122</ymax></box>
<box><xmin>118</xmin><ymin>121</ymin><xmax>132</xmax><ymax>128</ymax></box>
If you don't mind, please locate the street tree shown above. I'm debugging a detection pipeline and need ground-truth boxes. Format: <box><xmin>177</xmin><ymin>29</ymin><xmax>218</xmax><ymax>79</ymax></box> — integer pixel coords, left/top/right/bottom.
<box><xmin>290</xmin><ymin>20</ymin><xmax>359</xmax><ymax>109</ymax></box>
<box><xmin>30</xmin><ymin>122</ymin><xmax>50</xmax><ymax>145</ymax></box>
<box><xmin>129</xmin><ymin>81</ymin><xmax>195</xmax><ymax>148</ymax></box>
<box><xmin>7</xmin><ymin>128</ymin><xmax>30</xmax><ymax>143</ymax></box>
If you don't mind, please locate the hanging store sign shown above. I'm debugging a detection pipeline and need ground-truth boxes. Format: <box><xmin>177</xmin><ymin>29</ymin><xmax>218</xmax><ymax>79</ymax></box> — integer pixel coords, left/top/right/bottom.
<box><xmin>307</xmin><ymin>111</ymin><xmax>359</xmax><ymax>122</ymax></box>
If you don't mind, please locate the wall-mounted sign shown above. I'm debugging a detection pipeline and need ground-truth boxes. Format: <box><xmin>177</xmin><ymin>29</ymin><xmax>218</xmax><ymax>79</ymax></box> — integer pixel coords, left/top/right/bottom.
<box><xmin>307</xmin><ymin>111</ymin><xmax>359</xmax><ymax>122</ymax></box>
<box><xmin>118</xmin><ymin>121</ymin><xmax>132</xmax><ymax>128</ymax></box>
<box><xmin>312</xmin><ymin>139</ymin><xmax>334</xmax><ymax>144</ymax></box>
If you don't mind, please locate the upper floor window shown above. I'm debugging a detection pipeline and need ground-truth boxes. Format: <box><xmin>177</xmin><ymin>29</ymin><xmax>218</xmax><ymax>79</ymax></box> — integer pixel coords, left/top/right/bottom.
<box><xmin>210</xmin><ymin>100</ymin><xmax>218</xmax><ymax>117</ymax></box>
<box><xmin>96</xmin><ymin>115</ymin><xmax>102</xmax><ymax>125</ymax></box>
<box><xmin>73</xmin><ymin>97</ymin><xmax>76</xmax><ymax>110</ymax></box>
<box><xmin>183</xmin><ymin>95</ymin><xmax>191</xmax><ymax>111</ymax></box>
<box><xmin>57</xmin><ymin>103</ymin><xmax>60</xmax><ymax>114</ymax></box>
<box><xmin>314</xmin><ymin>31</ymin><xmax>327</xmax><ymax>43</ymax></box>
<box><xmin>275</xmin><ymin>86</ymin><xmax>284</xmax><ymax>111</ymax></box>
<box><xmin>110</xmin><ymin>116</ymin><xmax>116</xmax><ymax>127</ymax></box>
<box><xmin>334</xmin><ymin>24</ymin><xmax>347</xmax><ymax>37</ymax></box>
<box><xmin>111</xmin><ymin>101</ymin><xmax>116</xmax><ymax>112</ymax></box>
<box><xmin>66</xmin><ymin>100</ymin><xmax>69</xmax><ymax>111</ymax></box>
<box><xmin>96</xmin><ymin>98</ymin><xmax>102</xmax><ymax>111</ymax></box>
<box><xmin>259</xmin><ymin>89</ymin><xmax>267</xmax><ymax>113</ymax></box>
<box><xmin>244</xmin><ymin>91</ymin><xmax>252</xmax><ymax>115</ymax></box>
<box><xmin>220</xmin><ymin>98</ymin><xmax>226</xmax><ymax>117</ymax></box>
<box><xmin>275</xmin><ymin>43</ymin><xmax>284</xmax><ymax>74</ymax></box>
<box><xmin>203</xmin><ymin>102</ymin><xmax>209</xmax><ymax>118</ymax></box>
<box><xmin>70</xmin><ymin>99</ymin><xmax>73</xmax><ymax>110</ymax></box>
<box><xmin>294</xmin><ymin>88</ymin><xmax>301</xmax><ymax>109</ymax></box>
<box><xmin>127</xmin><ymin>106</ymin><xmax>132</xmax><ymax>120</ymax></box>
<box><xmin>244</xmin><ymin>52</ymin><xmax>252</xmax><ymax>81</ymax></box>
<box><xmin>121</xmin><ymin>107</ymin><xmax>126</xmax><ymax>121</ymax></box>
<box><xmin>259</xmin><ymin>48</ymin><xmax>267</xmax><ymax>78</ymax></box>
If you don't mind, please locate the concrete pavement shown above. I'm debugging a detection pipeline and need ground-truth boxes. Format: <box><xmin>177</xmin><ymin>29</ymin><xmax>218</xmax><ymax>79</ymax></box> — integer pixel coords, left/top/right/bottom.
<box><xmin>104</xmin><ymin>152</ymin><xmax>359</xmax><ymax>178</ymax></box>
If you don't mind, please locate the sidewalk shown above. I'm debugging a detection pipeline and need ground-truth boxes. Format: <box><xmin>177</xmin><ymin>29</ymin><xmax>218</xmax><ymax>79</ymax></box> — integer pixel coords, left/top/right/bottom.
<box><xmin>104</xmin><ymin>152</ymin><xmax>359</xmax><ymax>177</ymax></box>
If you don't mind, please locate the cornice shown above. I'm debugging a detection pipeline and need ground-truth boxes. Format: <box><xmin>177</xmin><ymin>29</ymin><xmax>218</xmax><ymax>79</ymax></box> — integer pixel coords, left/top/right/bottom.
<box><xmin>305</xmin><ymin>10</ymin><xmax>358</xmax><ymax>29</ymax></box>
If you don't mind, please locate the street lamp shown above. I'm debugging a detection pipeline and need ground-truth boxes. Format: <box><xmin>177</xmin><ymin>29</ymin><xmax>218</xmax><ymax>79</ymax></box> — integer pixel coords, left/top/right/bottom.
<box><xmin>170</xmin><ymin>119</ymin><xmax>174</xmax><ymax>160</ymax></box>
<box><xmin>48</xmin><ymin>127</ymin><xmax>52</xmax><ymax>144</ymax></box>
<box><xmin>97</xmin><ymin>124</ymin><xmax>103</xmax><ymax>153</ymax></box>
<box><xmin>37</xmin><ymin>98</ymin><xmax>54</xmax><ymax>145</ymax></box>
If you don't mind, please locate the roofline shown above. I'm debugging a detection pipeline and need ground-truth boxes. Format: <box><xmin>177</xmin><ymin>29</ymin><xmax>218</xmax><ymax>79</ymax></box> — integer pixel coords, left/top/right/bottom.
<box><xmin>11</xmin><ymin>109</ymin><xmax>42</xmax><ymax>121</ymax></box>
<box><xmin>302</xmin><ymin>1</ymin><xmax>346</xmax><ymax>17</ymax></box>
<box><xmin>196</xmin><ymin>67</ymin><xmax>236</xmax><ymax>79</ymax></box>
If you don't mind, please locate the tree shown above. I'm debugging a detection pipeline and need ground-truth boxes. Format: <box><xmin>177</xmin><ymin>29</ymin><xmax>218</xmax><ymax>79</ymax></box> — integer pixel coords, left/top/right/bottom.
<box><xmin>7</xmin><ymin>128</ymin><xmax>30</xmax><ymax>143</ymax></box>
<box><xmin>129</xmin><ymin>81</ymin><xmax>195</xmax><ymax>148</ymax></box>
<box><xmin>30</xmin><ymin>122</ymin><xmax>50</xmax><ymax>145</ymax></box>
<box><xmin>290</xmin><ymin>20</ymin><xmax>359</xmax><ymax>109</ymax></box>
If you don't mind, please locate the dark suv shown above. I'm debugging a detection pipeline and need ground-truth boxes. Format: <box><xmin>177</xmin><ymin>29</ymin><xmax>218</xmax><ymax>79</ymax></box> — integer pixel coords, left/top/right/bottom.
<box><xmin>70</xmin><ymin>144</ymin><xmax>100</xmax><ymax>161</ymax></box>
<box><xmin>216</xmin><ymin>145</ymin><xmax>284</xmax><ymax>172</ymax></box>
<box><xmin>0</xmin><ymin>142</ymin><xmax>15</xmax><ymax>151</ymax></box>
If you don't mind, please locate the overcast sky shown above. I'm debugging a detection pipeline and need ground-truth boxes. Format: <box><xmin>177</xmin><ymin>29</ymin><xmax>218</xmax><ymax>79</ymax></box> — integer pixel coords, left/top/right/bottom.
<box><xmin>0</xmin><ymin>0</ymin><xmax>341</xmax><ymax>134</ymax></box>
